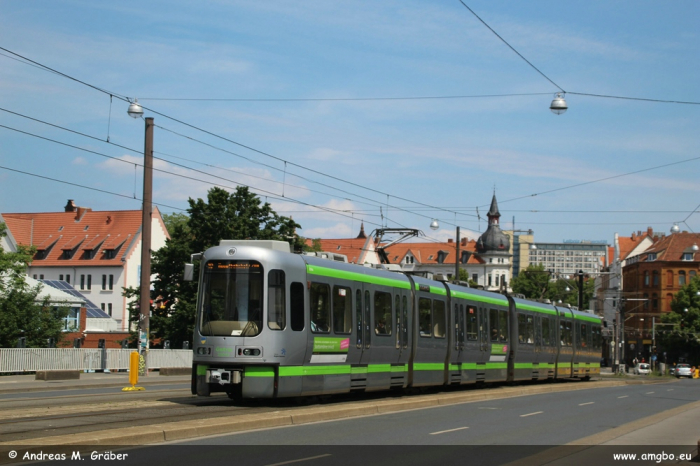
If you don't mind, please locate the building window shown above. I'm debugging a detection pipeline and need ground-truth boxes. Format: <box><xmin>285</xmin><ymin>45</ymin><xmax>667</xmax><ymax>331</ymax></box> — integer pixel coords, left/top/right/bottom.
<box><xmin>652</xmin><ymin>294</ymin><xmax>658</xmax><ymax>310</ymax></box>
<box><xmin>109</xmin><ymin>275</ymin><xmax>114</xmax><ymax>290</ymax></box>
<box><xmin>472</xmin><ymin>274</ymin><xmax>478</xmax><ymax>282</ymax></box>
<box><xmin>102</xmin><ymin>275</ymin><xmax>107</xmax><ymax>290</ymax></box>
<box><xmin>80</xmin><ymin>275</ymin><xmax>85</xmax><ymax>290</ymax></box>
<box><xmin>33</xmin><ymin>274</ymin><xmax>37</xmax><ymax>279</ymax></box>
<box><xmin>40</xmin><ymin>274</ymin><xmax>44</xmax><ymax>279</ymax></box>
<box><xmin>647</xmin><ymin>253</ymin><xmax>657</xmax><ymax>261</ymax></box>
<box><xmin>108</xmin><ymin>303</ymin><xmax>112</xmax><ymax>316</ymax></box>
<box><xmin>644</xmin><ymin>271</ymin><xmax>649</xmax><ymax>286</ymax></box>
<box><xmin>62</xmin><ymin>307</ymin><xmax>79</xmax><ymax>331</ymax></box>
<box><xmin>101</xmin><ymin>303</ymin><xmax>106</xmax><ymax>311</ymax></box>
<box><xmin>87</xmin><ymin>274</ymin><xmax>91</xmax><ymax>290</ymax></box>
<box><xmin>683</xmin><ymin>253</ymin><xmax>693</xmax><ymax>261</ymax></box>
<box><xmin>59</xmin><ymin>274</ymin><xmax>64</xmax><ymax>281</ymax></box>
<box><xmin>679</xmin><ymin>271</ymin><xmax>686</xmax><ymax>286</ymax></box>
<box><xmin>652</xmin><ymin>271</ymin><xmax>659</xmax><ymax>286</ymax></box>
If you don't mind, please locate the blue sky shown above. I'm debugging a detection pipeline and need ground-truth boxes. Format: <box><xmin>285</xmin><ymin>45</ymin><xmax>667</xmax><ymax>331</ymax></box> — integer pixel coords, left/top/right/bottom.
<box><xmin>1</xmin><ymin>1</ymin><xmax>698</xmax><ymax>245</ymax></box>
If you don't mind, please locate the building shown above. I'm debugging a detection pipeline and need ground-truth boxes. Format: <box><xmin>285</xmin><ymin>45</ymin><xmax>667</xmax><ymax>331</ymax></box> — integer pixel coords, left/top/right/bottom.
<box><xmin>526</xmin><ymin>240</ymin><xmax>608</xmax><ymax>277</ymax></box>
<box><xmin>620</xmin><ymin>228</ymin><xmax>700</xmax><ymax>364</ymax></box>
<box><xmin>593</xmin><ymin>228</ymin><xmax>658</xmax><ymax>365</ymax></box>
<box><xmin>473</xmin><ymin>194</ymin><xmax>513</xmax><ymax>291</ymax></box>
<box><xmin>1</xmin><ymin>199</ymin><xmax>169</xmax><ymax>331</ymax></box>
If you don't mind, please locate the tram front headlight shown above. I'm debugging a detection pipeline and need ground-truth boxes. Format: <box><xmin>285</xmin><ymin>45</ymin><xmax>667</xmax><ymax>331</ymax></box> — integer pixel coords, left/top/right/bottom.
<box><xmin>196</xmin><ymin>346</ymin><xmax>211</xmax><ymax>355</ymax></box>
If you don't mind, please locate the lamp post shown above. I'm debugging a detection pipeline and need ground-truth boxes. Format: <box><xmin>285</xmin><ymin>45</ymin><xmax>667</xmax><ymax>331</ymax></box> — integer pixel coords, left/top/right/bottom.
<box><xmin>128</xmin><ymin>99</ymin><xmax>153</xmax><ymax>376</ymax></box>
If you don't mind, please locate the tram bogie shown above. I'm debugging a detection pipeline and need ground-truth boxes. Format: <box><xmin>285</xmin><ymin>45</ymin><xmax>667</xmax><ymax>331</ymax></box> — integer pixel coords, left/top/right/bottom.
<box><xmin>187</xmin><ymin>240</ymin><xmax>602</xmax><ymax>399</ymax></box>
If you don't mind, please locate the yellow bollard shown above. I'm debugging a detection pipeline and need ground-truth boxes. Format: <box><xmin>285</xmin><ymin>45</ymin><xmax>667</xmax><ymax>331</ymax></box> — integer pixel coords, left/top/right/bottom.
<box><xmin>122</xmin><ymin>351</ymin><xmax>145</xmax><ymax>391</ymax></box>
<box><xmin>694</xmin><ymin>368</ymin><xmax>699</xmax><ymax>379</ymax></box>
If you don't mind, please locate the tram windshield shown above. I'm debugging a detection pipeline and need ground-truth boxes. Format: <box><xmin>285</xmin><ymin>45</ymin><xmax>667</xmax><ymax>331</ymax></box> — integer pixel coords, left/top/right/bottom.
<box><xmin>199</xmin><ymin>260</ymin><xmax>263</xmax><ymax>337</ymax></box>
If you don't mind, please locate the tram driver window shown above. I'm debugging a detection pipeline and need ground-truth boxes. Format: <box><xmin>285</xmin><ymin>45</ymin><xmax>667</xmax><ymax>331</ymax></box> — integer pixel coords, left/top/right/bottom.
<box><xmin>309</xmin><ymin>283</ymin><xmax>330</xmax><ymax>333</ymax></box>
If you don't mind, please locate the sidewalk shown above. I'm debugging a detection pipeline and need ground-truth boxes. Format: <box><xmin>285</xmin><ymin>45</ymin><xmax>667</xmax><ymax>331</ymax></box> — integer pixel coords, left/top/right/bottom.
<box><xmin>0</xmin><ymin>371</ymin><xmax>191</xmax><ymax>394</ymax></box>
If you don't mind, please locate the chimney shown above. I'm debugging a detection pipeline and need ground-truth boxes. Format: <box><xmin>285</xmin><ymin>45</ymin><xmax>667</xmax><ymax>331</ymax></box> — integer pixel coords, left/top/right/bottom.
<box><xmin>647</xmin><ymin>227</ymin><xmax>653</xmax><ymax>236</ymax></box>
<box><xmin>461</xmin><ymin>238</ymin><xmax>467</xmax><ymax>247</ymax></box>
<box><xmin>64</xmin><ymin>199</ymin><xmax>77</xmax><ymax>212</ymax></box>
<box><xmin>75</xmin><ymin>207</ymin><xmax>92</xmax><ymax>221</ymax></box>
<box><xmin>106</xmin><ymin>215</ymin><xmax>112</xmax><ymax>225</ymax></box>
<box><xmin>448</xmin><ymin>238</ymin><xmax>454</xmax><ymax>243</ymax></box>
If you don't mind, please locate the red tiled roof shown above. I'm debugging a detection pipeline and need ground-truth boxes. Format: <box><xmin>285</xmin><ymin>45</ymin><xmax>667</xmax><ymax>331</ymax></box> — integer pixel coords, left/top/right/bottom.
<box><xmin>383</xmin><ymin>239</ymin><xmax>482</xmax><ymax>265</ymax></box>
<box><xmin>643</xmin><ymin>231</ymin><xmax>700</xmax><ymax>262</ymax></box>
<box><xmin>2</xmin><ymin>208</ymin><xmax>156</xmax><ymax>267</ymax></box>
<box><xmin>304</xmin><ymin>237</ymin><xmax>370</xmax><ymax>264</ymax></box>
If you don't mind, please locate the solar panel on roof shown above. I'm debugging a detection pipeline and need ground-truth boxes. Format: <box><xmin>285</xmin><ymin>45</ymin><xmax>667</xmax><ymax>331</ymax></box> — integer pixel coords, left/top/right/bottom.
<box><xmin>40</xmin><ymin>280</ymin><xmax>111</xmax><ymax>318</ymax></box>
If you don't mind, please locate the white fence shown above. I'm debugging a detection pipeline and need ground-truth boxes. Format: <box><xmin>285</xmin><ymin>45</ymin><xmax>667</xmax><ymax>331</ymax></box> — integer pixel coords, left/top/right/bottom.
<box><xmin>0</xmin><ymin>348</ymin><xmax>192</xmax><ymax>373</ymax></box>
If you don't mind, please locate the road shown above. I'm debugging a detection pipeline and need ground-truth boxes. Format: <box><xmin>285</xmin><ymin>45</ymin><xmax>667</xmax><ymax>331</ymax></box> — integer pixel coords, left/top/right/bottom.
<box><xmin>178</xmin><ymin>378</ymin><xmax>699</xmax><ymax>446</ymax></box>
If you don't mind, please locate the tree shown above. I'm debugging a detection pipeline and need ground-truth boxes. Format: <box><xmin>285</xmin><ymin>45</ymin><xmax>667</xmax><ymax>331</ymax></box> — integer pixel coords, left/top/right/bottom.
<box><xmin>457</xmin><ymin>268</ymin><xmax>478</xmax><ymax>288</ymax></box>
<box><xmin>0</xmin><ymin>223</ymin><xmax>69</xmax><ymax>348</ymax></box>
<box><xmin>657</xmin><ymin>278</ymin><xmax>700</xmax><ymax>364</ymax></box>
<box><xmin>125</xmin><ymin>186</ymin><xmax>303</xmax><ymax>348</ymax></box>
<box><xmin>510</xmin><ymin>264</ymin><xmax>551</xmax><ymax>300</ymax></box>
<box><xmin>162</xmin><ymin>212</ymin><xmax>190</xmax><ymax>236</ymax></box>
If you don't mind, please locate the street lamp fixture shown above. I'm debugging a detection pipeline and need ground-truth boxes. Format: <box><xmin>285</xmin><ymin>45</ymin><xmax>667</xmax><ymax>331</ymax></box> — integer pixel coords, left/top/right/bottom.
<box><xmin>127</xmin><ymin>99</ymin><xmax>144</xmax><ymax>119</ymax></box>
<box><xmin>550</xmin><ymin>93</ymin><xmax>568</xmax><ymax>115</ymax></box>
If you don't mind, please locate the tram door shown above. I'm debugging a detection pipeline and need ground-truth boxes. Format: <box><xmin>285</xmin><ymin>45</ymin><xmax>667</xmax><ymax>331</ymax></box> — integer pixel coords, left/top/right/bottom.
<box><xmin>354</xmin><ymin>282</ymin><xmax>371</xmax><ymax>366</ymax></box>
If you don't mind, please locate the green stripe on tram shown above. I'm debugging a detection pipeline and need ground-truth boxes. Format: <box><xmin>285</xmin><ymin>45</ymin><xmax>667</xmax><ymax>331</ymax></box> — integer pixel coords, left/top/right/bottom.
<box><xmin>306</xmin><ymin>264</ymin><xmax>411</xmax><ymax>289</ymax></box>
<box><xmin>574</xmin><ymin>314</ymin><xmax>601</xmax><ymax>323</ymax></box>
<box><xmin>515</xmin><ymin>303</ymin><xmax>557</xmax><ymax>315</ymax></box>
<box><xmin>450</xmin><ymin>290</ymin><xmax>508</xmax><ymax>306</ymax></box>
<box><xmin>245</xmin><ymin>366</ymin><xmax>275</xmax><ymax>377</ymax></box>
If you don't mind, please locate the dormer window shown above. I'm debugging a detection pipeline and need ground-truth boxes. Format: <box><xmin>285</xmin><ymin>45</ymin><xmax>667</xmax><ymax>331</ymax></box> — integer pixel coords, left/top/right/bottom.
<box><xmin>647</xmin><ymin>253</ymin><xmax>657</xmax><ymax>261</ymax></box>
<box><xmin>683</xmin><ymin>253</ymin><xmax>693</xmax><ymax>261</ymax></box>
<box><xmin>84</xmin><ymin>225</ymin><xmax>89</xmax><ymax>231</ymax></box>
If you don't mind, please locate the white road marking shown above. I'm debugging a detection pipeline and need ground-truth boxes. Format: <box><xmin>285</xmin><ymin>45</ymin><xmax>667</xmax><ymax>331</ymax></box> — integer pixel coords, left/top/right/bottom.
<box><xmin>478</xmin><ymin>407</ymin><xmax>499</xmax><ymax>410</ymax></box>
<box><xmin>266</xmin><ymin>454</ymin><xmax>332</xmax><ymax>466</ymax></box>
<box><xmin>578</xmin><ymin>402</ymin><xmax>594</xmax><ymax>406</ymax></box>
<box><xmin>646</xmin><ymin>392</ymin><xmax>655</xmax><ymax>395</ymax></box>
<box><xmin>430</xmin><ymin>426</ymin><xmax>470</xmax><ymax>435</ymax></box>
<box><xmin>617</xmin><ymin>395</ymin><xmax>628</xmax><ymax>399</ymax></box>
<box><xmin>520</xmin><ymin>411</ymin><xmax>543</xmax><ymax>417</ymax></box>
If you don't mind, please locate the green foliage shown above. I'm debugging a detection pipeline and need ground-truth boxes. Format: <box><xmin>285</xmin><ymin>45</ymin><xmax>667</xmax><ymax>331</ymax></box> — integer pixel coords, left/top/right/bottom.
<box><xmin>511</xmin><ymin>264</ymin><xmax>551</xmax><ymax>300</ymax></box>
<box><xmin>162</xmin><ymin>212</ymin><xmax>190</xmax><ymax>236</ymax></box>
<box><xmin>657</xmin><ymin>278</ymin><xmax>700</xmax><ymax>364</ymax></box>
<box><xmin>510</xmin><ymin>264</ymin><xmax>595</xmax><ymax>309</ymax></box>
<box><xmin>303</xmin><ymin>238</ymin><xmax>323</xmax><ymax>252</ymax></box>
<box><xmin>124</xmin><ymin>186</ymin><xmax>303</xmax><ymax>349</ymax></box>
<box><xmin>0</xmin><ymin>222</ymin><xmax>69</xmax><ymax>348</ymax></box>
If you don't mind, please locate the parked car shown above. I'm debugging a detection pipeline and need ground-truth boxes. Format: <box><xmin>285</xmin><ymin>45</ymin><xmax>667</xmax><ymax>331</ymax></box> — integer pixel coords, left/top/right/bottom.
<box><xmin>676</xmin><ymin>363</ymin><xmax>693</xmax><ymax>378</ymax></box>
<box><xmin>634</xmin><ymin>363</ymin><xmax>651</xmax><ymax>375</ymax></box>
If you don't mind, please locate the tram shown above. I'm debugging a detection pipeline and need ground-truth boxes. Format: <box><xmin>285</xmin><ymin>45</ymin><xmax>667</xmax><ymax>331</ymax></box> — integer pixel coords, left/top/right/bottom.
<box><xmin>186</xmin><ymin>240</ymin><xmax>602</xmax><ymax>399</ymax></box>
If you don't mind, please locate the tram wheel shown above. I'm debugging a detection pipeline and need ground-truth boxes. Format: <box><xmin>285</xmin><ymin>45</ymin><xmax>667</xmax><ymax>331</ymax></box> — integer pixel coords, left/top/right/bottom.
<box><xmin>226</xmin><ymin>385</ymin><xmax>242</xmax><ymax>402</ymax></box>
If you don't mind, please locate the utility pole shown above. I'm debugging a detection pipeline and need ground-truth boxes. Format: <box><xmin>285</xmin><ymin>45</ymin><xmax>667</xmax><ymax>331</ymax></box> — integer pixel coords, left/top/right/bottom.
<box><xmin>139</xmin><ymin>117</ymin><xmax>154</xmax><ymax>376</ymax></box>
<box><xmin>455</xmin><ymin>226</ymin><xmax>460</xmax><ymax>281</ymax></box>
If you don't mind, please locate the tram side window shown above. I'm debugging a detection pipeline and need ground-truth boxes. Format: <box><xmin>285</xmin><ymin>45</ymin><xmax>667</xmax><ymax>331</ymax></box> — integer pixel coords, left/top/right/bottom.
<box><xmin>579</xmin><ymin>324</ymin><xmax>588</xmax><ymax>348</ymax></box>
<box><xmin>419</xmin><ymin>298</ymin><xmax>432</xmax><ymax>337</ymax></box>
<box><xmin>333</xmin><ymin>286</ymin><xmax>352</xmax><ymax>334</ymax></box>
<box><xmin>498</xmin><ymin>310</ymin><xmax>508</xmax><ymax>342</ymax></box>
<box><xmin>290</xmin><ymin>282</ymin><xmax>305</xmax><ymax>331</ymax></box>
<box><xmin>433</xmin><ymin>299</ymin><xmax>446</xmax><ymax>338</ymax></box>
<box><xmin>466</xmin><ymin>306</ymin><xmax>477</xmax><ymax>340</ymax></box>
<box><xmin>561</xmin><ymin>321</ymin><xmax>572</xmax><ymax>346</ymax></box>
<box><xmin>542</xmin><ymin>316</ymin><xmax>551</xmax><ymax>346</ymax></box>
<box><xmin>309</xmin><ymin>283</ymin><xmax>330</xmax><ymax>333</ymax></box>
<box><xmin>356</xmin><ymin>289</ymin><xmax>362</xmax><ymax>348</ymax></box>
<box><xmin>374</xmin><ymin>291</ymin><xmax>392</xmax><ymax>336</ymax></box>
<box><xmin>267</xmin><ymin>270</ymin><xmax>286</xmax><ymax>331</ymax></box>
<box><xmin>593</xmin><ymin>325</ymin><xmax>601</xmax><ymax>349</ymax></box>
<box><xmin>489</xmin><ymin>309</ymin><xmax>498</xmax><ymax>341</ymax></box>
<box><xmin>518</xmin><ymin>314</ymin><xmax>534</xmax><ymax>344</ymax></box>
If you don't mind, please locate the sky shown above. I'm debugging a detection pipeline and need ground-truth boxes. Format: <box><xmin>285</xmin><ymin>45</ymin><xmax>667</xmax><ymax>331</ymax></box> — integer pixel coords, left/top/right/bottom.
<box><xmin>1</xmin><ymin>1</ymin><xmax>698</xmax><ymax>246</ymax></box>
